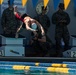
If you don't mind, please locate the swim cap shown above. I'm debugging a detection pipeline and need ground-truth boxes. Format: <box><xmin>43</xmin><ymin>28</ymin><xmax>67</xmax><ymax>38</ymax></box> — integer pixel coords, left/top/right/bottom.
<box><xmin>31</xmin><ymin>23</ymin><xmax>37</xmax><ymax>30</ymax></box>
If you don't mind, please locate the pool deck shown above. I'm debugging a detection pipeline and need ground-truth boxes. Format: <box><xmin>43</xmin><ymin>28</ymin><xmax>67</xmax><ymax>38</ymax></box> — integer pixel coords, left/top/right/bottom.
<box><xmin>0</xmin><ymin>57</ymin><xmax>76</xmax><ymax>62</ymax></box>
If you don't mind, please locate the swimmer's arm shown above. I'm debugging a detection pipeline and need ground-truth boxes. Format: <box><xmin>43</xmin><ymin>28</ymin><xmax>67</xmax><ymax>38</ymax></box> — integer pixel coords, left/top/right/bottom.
<box><xmin>16</xmin><ymin>23</ymin><xmax>23</xmax><ymax>33</ymax></box>
<box><xmin>35</xmin><ymin>21</ymin><xmax>45</xmax><ymax>35</ymax></box>
<box><xmin>25</xmin><ymin>21</ymin><xmax>36</xmax><ymax>32</ymax></box>
<box><xmin>15</xmin><ymin>23</ymin><xmax>23</xmax><ymax>38</ymax></box>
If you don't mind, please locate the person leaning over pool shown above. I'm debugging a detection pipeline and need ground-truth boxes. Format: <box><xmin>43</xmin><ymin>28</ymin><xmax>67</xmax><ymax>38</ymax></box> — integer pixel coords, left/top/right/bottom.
<box><xmin>14</xmin><ymin>6</ymin><xmax>45</xmax><ymax>39</ymax></box>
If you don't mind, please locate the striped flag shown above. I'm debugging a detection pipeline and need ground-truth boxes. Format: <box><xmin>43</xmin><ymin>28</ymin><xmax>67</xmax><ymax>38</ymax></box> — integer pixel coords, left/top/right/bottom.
<box><xmin>64</xmin><ymin>0</ymin><xmax>71</xmax><ymax>10</ymax></box>
<box><xmin>22</xmin><ymin>0</ymin><xmax>27</xmax><ymax>7</ymax></box>
<box><xmin>44</xmin><ymin>0</ymin><xmax>49</xmax><ymax>8</ymax></box>
<box><xmin>0</xmin><ymin>0</ymin><xmax>3</xmax><ymax>5</ymax></box>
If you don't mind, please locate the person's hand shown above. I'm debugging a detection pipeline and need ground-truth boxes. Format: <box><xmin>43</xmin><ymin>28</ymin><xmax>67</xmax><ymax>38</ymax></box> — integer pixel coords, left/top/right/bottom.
<box><xmin>15</xmin><ymin>33</ymin><xmax>19</xmax><ymax>38</ymax></box>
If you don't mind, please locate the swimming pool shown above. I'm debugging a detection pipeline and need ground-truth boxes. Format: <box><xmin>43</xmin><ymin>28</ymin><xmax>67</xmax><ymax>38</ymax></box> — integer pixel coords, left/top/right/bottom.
<box><xmin>0</xmin><ymin>69</ymin><xmax>74</xmax><ymax>75</ymax></box>
<box><xmin>0</xmin><ymin>61</ymin><xmax>76</xmax><ymax>75</ymax></box>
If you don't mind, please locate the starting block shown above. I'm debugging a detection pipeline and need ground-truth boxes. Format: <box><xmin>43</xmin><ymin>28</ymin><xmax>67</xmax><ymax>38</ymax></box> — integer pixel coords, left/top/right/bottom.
<box><xmin>0</xmin><ymin>35</ymin><xmax>26</xmax><ymax>56</ymax></box>
<box><xmin>72</xmin><ymin>37</ymin><xmax>76</xmax><ymax>47</ymax></box>
<box><xmin>1</xmin><ymin>46</ymin><xmax>25</xmax><ymax>56</ymax></box>
<box><xmin>0</xmin><ymin>35</ymin><xmax>26</xmax><ymax>46</ymax></box>
<box><xmin>63</xmin><ymin>47</ymin><xmax>76</xmax><ymax>58</ymax></box>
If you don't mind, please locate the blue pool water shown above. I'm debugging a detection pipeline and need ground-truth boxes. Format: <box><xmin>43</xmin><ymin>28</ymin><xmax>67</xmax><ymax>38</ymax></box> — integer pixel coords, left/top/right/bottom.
<box><xmin>0</xmin><ymin>69</ymin><xmax>76</xmax><ymax>75</ymax></box>
<box><xmin>0</xmin><ymin>61</ymin><xmax>76</xmax><ymax>75</ymax></box>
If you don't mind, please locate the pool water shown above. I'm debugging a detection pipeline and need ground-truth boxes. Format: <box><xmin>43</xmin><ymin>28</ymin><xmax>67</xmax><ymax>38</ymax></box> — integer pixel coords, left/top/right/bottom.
<box><xmin>0</xmin><ymin>69</ymin><xmax>76</xmax><ymax>75</ymax></box>
<box><xmin>0</xmin><ymin>61</ymin><xmax>76</xmax><ymax>75</ymax></box>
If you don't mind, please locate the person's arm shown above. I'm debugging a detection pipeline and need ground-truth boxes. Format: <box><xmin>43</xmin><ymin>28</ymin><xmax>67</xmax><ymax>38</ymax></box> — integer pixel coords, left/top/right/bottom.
<box><xmin>15</xmin><ymin>23</ymin><xmax>23</xmax><ymax>38</ymax></box>
<box><xmin>65</xmin><ymin>13</ymin><xmax>70</xmax><ymax>25</ymax></box>
<box><xmin>35</xmin><ymin>20</ymin><xmax>45</xmax><ymax>36</ymax></box>
<box><xmin>52</xmin><ymin>13</ymin><xmax>58</xmax><ymax>24</ymax></box>
<box><xmin>58</xmin><ymin>13</ymin><xmax>70</xmax><ymax>25</ymax></box>
<box><xmin>16</xmin><ymin>23</ymin><xmax>23</xmax><ymax>33</ymax></box>
<box><xmin>25</xmin><ymin>20</ymin><xmax>36</xmax><ymax>32</ymax></box>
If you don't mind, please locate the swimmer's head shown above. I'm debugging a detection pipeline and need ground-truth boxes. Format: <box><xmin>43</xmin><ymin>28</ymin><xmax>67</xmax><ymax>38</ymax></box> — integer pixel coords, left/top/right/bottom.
<box><xmin>31</xmin><ymin>23</ymin><xmax>37</xmax><ymax>30</ymax></box>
